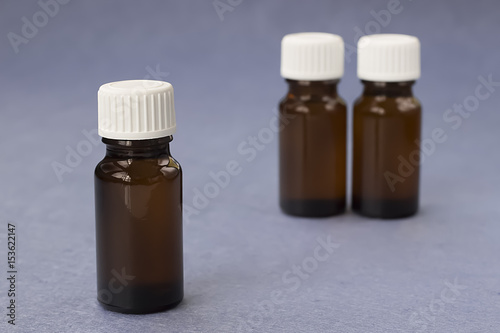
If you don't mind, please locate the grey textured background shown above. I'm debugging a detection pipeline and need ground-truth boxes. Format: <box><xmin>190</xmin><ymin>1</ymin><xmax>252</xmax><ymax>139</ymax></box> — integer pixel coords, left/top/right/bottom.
<box><xmin>1</xmin><ymin>0</ymin><xmax>500</xmax><ymax>332</ymax></box>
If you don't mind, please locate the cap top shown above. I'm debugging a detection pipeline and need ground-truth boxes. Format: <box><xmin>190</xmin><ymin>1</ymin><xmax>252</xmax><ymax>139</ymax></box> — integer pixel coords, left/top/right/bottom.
<box><xmin>99</xmin><ymin>80</ymin><xmax>170</xmax><ymax>94</ymax></box>
<box><xmin>360</xmin><ymin>33</ymin><xmax>417</xmax><ymax>44</ymax></box>
<box><xmin>283</xmin><ymin>32</ymin><xmax>342</xmax><ymax>44</ymax></box>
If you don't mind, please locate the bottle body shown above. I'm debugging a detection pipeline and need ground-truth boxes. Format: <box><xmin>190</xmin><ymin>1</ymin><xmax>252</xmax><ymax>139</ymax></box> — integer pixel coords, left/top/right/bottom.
<box><xmin>279</xmin><ymin>80</ymin><xmax>347</xmax><ymax>217</ymax></box>
<box><xmin>352</xmin><ymin>81</ymin><xmax>421</xmax><ymax>218</ymax></box>
<box><xmin>94</xmin><ymin>137</ymin><xmax>183</xmax><ymax>313</ymax></box>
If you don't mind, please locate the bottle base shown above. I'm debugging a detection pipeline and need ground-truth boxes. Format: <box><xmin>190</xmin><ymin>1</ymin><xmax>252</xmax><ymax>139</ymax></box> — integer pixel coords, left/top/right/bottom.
<box><xmin>280</xmin><ymin>198</ymin><xmax>345</xmax><ymax>217</ymax></box>
<box><xmin>351</xmin><ymin>196</ymin><xmax>418</xmax><ymax>219</ymax></box>
<box><xmin>98</xmin><ymin>297</ymin><xmax>182</xmax><ymax>314</ymax></box>
<box><xmin>96</xmin><ymin>283</ymin><xmax>183</xmax><ymax>314</ymax></box>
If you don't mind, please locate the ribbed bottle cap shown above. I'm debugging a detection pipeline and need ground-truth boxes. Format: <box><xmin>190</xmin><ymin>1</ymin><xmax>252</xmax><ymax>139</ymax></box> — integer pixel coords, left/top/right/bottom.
<box><xmin>357</xmin><ymin>34</ymin><xmax>420</xmax><ymax>82</ymax></box>
<box><xmin>281</xmin><ymin>32</ymin><xmax>344</xmax><ymax>81</ymax></box>
<box><xmin>98</xmin><ymin>80</ymin><xmax>176</xmax><ymax>140</ymax></box>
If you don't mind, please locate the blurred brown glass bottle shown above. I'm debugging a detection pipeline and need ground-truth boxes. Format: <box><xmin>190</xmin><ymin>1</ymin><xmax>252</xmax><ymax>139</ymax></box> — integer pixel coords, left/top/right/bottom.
<box><xmin>352</xmin><ymin>34</ymin><xmax>422</xmax><ymax>219</ymax></box>
<box><xmin>95</xmin><ymin>80</ymin><xmax>183</xmax><ymax>313</ymax></box>
<box><xmin>279</xmin><ymin>33</ymin><xmax>346</xmax><ymax>217</ymax></box>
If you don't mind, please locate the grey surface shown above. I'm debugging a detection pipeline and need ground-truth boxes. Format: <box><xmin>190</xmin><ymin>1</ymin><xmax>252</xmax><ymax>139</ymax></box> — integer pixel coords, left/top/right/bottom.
<box><xmin>1</xmin><ymin>0</ymin><xmax>500</xmax><ymax>332</ymax></box>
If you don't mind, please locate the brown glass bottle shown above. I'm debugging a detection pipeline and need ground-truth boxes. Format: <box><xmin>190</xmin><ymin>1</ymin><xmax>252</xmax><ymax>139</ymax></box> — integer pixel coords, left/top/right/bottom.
<box><xmin>94</xmin><ymin>136</ymin><xmax>183</xmax><ymax>313</ymax></box>
<box><xmin>352</xmin><ymin>81</ymin><xmax>421</xmax><ymax>218</ymax></box>
<box><xmin>279</xmin><ymin>79</ymin><xmax>347</xmax><ymax>217</ymax></box>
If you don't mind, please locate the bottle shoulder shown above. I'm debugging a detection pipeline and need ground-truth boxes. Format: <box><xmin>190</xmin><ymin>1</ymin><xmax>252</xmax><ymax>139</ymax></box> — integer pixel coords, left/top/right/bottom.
<box><xmin>95</xmin><ymin>154</ymin><xmax>181</xmax><ymax>183</ymax></box>
<box><xmin>354</xmin><ymin>94</ymin><xmax>421</xmax><ymax>116</ymax></box>
<box><xmin>280</xmin><ymin>95</ymin><xmax>347</xmax><ymax>114</ymax></box>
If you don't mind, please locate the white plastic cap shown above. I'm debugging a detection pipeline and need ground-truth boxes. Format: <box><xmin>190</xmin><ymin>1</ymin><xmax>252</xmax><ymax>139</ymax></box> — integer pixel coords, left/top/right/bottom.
<box><xmin>281</xmin><ymin>32</ymin><xmax>344</xmax><ymax>81</ymax></box>
<box><xmin>98</xmin><ymin>80</ymin><xmax>176</xmax><ymax>140</ymax></box>
<box><xmin>357</xmin><ymin>34</ymin><xmax>420</xmax><ymax>82</ymax></box>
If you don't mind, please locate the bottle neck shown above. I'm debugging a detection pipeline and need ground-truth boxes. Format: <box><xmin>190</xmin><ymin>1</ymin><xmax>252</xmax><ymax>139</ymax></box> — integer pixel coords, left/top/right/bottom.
<box><xmin>361</xmin><ymin>80</ymin><xmax>415</xmax><ymax>97</ymax></box>
<box><xmin>103</xmin><ymin>136</ymin><xmax>172</xmax><ymax>158</ymax></box>
<box><xmin>286</xmin><ymin>79</ymin><xmax>339</xmax><ymax>100</ymax></box>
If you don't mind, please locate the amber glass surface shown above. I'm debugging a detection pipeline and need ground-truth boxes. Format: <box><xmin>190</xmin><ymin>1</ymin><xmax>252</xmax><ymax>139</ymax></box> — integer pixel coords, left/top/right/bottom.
<box><xmin>94</xmin><ymin>136</ymin><xmax>183</xmax><ymax>314</ymax></box>
<box><xmin>352</xmin><ymin>81</ymin><xmax>421</xmax><ymax>218</ymax></box>
<box><xmin>279</xmin><ymin>79</ymin><xmax>347</xmax><ymax>217</ymax></box>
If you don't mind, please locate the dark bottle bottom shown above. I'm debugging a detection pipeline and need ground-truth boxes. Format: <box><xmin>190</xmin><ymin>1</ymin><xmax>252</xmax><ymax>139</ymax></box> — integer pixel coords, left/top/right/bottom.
<box><xmin>97</xmin><ymin>284</ymin><xmax>183</xmax><ymax>314</ymax></box>
<box><xmin>98</xmin><ymin>298</ymin><xmax>182</xmax><ymax>314</ymax></box>
<box><xmin>351</xmin><ymin>196</ymin><xmax>418</xmax><ymax>219</ymax></box>
<box><xmin>280</xmin><ymin>198</ymin><xmax>346</xmax><ymax>217</ymax></box>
